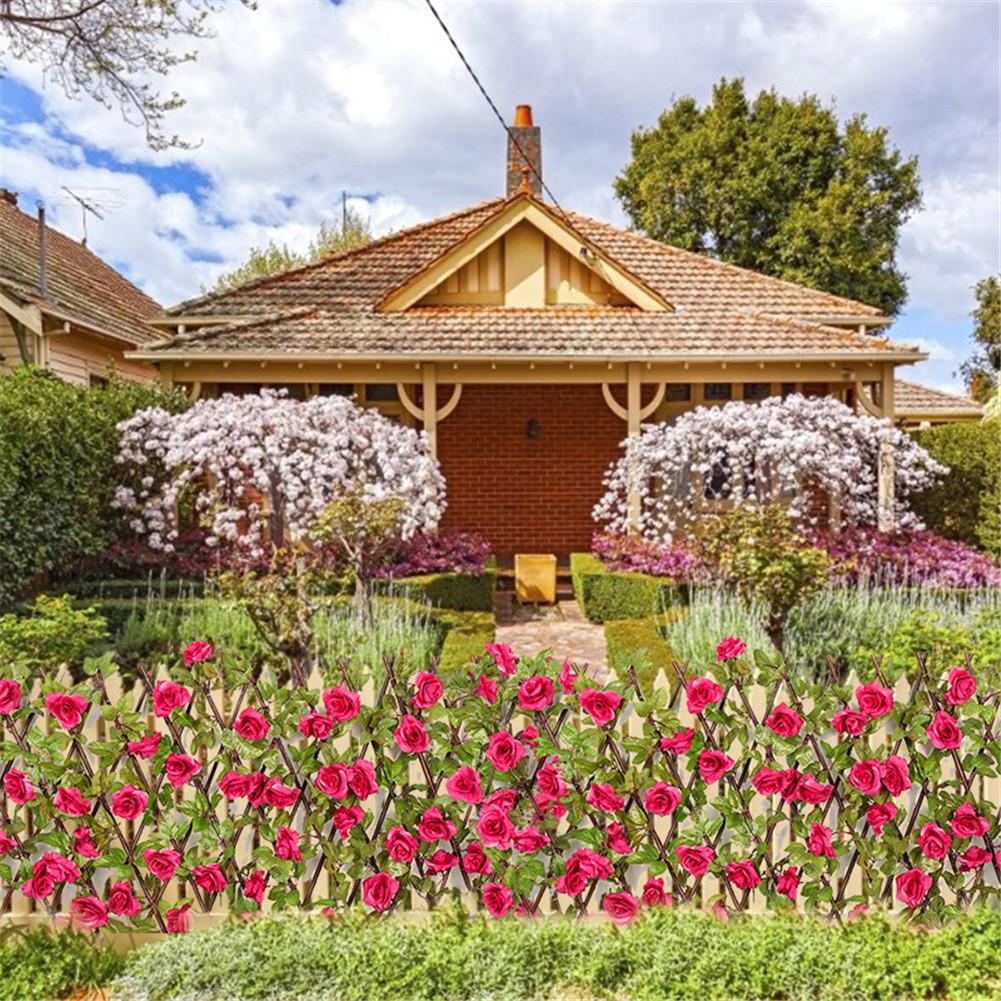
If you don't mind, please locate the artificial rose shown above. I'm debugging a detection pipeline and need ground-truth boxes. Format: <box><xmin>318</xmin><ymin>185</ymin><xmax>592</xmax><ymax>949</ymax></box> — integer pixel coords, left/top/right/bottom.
<box><xmin>110</xmin><ymin>785</ymin><xmax>147</xmax><ymax>819</ymax></box>
<box><xmin>262</xmin><ymin>777</ymin><xmax>299</xmax><ymax>809</ymax></box>
<box><xmin>517</xmin><ymin>676</ymin><xmax>555</xmax><ymax>711</ymax></box>
<box><xmin>70</xmin><ymin>895</ymin><xmax>109</xmax><ymax>930</ymax></box>
<box><xmin>322</xmin><ymin>685</ymin><xmax>361</xmax><ymax>723</ymax></box>
<box><xmin>53</xmin><ymin>786</ymin><xmax>91</xmax><ymax>817</ymax></box>
<box><xmin>605</xmin><ymin>822</ymin><xmax>632</xmax><ymax>855</ymax></box>
<box><xmin>513</xmin><ymin>825</ymin><xmax>549</xmax><ymax>853</ymax></box>
<box><xmin>644</xmin><ymin>781</ymin><xmax>681</xmax><ymax>816</ymax></box>
<box><xmin>362</xmin><ymin>872</ymin><xmax>398</xmax><ymax>913</ymax></box>
<box><xmin>22</xmin><ymin>873</ymin><xmax>55</xmax><ymax>899</ymax></box>
<box><xmin>895</xmin><ymin>867</ymin><xmax>932</xmax><ymax>908</ymax></box>
<box><xmin>578</xmin><ymin>688</ymin><xmax>622</xmax><ymax>726</ymax></box>
<box><xmin>880</xmin><ymin>755</ymin><xmax>912</xmax><ymax>797</ymax></box>
<box><xmin>660</xmin><ymin>728</ymin><xmax>695</xmax><ymax>755</ymax></box>
<box><xmin>716</xmin><ymin>636</ymin><xmax>746</xmax><ymax>662</ymax></box>
<box><xmin>0</xmin><ymin>831</ymin><xmax>14</xmax><ymax>856</ymax></box>
<box><xmin>462</xmin><ymin>842</ymin><xmax>492</xmax><ymax>875</ymax></box>
<box><xmin>244</xmin><ymin>870</ymin><xmax>267</xmax><ymax>904</ymax></box>
<box><xmin>847</xmin><ymin>759</ymin><xmax>882</xmax><ymax>796</ymax></box>
<box><xmin>536</xmin><ymin>763</ymin><xmax>568</xmax><ymax>801</ymax></box>
<box><xmin>476</xmin><ymin>804</ymin><xmax>515</xmax><ymax>850</ymax></box>
<box><xmin>445</xmin><ymin>765</ymin><xmax>483</xmax><ymax>804</ymax></box>
<box><xmin>642</xmin><ymin>877</ymin><xmax>672</xmax><ymax>907</ymax></box>
<box><xmin>476</xmin><ymin>673</ymin><xmax>498</xmax><ymax>704</ymax></box>
<box><xmin>127</xmin><ymin>732</ymin><xmax>162</xmax><ymax>759</ymax></box>
<box><xmin>486</xmin><ymin>730</ymin><xmax>526</xmax><ymax>772</ymax></box>
<box><xmin>794</xmin><ymin>772</ymin><xmax>833</xmax><ymax>805</ymax></box>
<box><xmin>0</xmin><ymin>679</ymin><xmax>21</xmax><ymax>716</ymax></box>
<box><xmin>152</xmin><ymin>680</ymin><xmax>191</xmax><ymax>718</ymax></box>
<box><xmin>45</xmin><ymin>692</ymin><xmax>89</xmax><ymax>730</ymax></box>
<box><xmin>233</xmin><ymin>706</ymin><xmax>270</xmax><ymax>741</ymax></box>
<box><xmin>485</xmin><ymin>789</ymin><xmax>517</xmax><ymax>812</ymax></box>
<box><xmin>417</xmin><ymin>806</ymin><xmax>457</xmax><ymax>843</ymax></box>
<box><xmin>485</xmin><ymin>642</ymin><xmax>517</xmax><ymax>676</ymax></box>
<box><xmin>412</xmin><ymin>671</ymin><xmax>443</xmax><ymax>709</ymax></box>
<box><xmin>558</xmin><ymin>659</ymin><xmax>578</xmax><ymax>695</ymax></box>
<box><xmin>219</xmin><ymin>771</ymin><xmax>253</xmax><ymax>799</ymax></box>
<box><xmin>686</xmin><ymin>676</ymin><xmax>724</xmax><ymax>714</ymax></box>
<box><xmin>275</xmin><ymin>826</ymin><xmax>303</xmax><ymax>861</ymax></box>
<box><xmin>958</xmin><ymin>846</ymin><xmax>992</xmax><ymax>871</ymax></box>
<box><xmin>164</xmin><ymin>752</ymin><xmax>202</xmax><ymax>789</ymax></box>
<box><xmin>807</xmin><ymin>822</ymin><xmax>835</xmax><ymax>859</ymax></box>
<box><xmin>425</xmin><ymin>849</ymin><xmax>458</xmax><ymax>874</ymax></box>
<box><xmin>349</xmin><ymin>760</ymin><xmax>379</xmax><ymax>800</ymax></box>
<box><xmin>298</xmin><ymin>711</ymin><xmax>335</xmax><ymax>740</ymax></box>
<box><xmin>944</xmin><ymin>667</ymin><xmax>976</xmax><ymax>706</ymax></box>
<box><xmin>725</xmin><ymin>859</ymin><xmax>761</xmax><ymax>890</ymax></box>
<box><xmin>917</xmin><ymin>823</ymin><xmax>952</xmax><ymax>859</ymax></box>
<box><xmin>385</xmin><ymin>826</ymin><xmax>419</xmax><ymax>862</ymax></box>
<box><xmin>482</xmin><ymin>881</ymin><xmax>514</xmax><ymax>917</ymax></box>
<box><xmin>832</xmin><ymin>708</ymin><xmax>867</xmax><ymax>735</ymax></box>
<box><xmin>166</xmin><ymin>903</ymin><xmax>191</xmax><ymax>934</ymax></box>
<box><xmin>765</xmin><ymin>702</ymin><xmax>803</xmax><ymax>737</ymax></box>
<box><xmin>586</xmin><ymin>782</ymin><xmax>624</xmax><ymax>813</ymax></box>
<box><xmin>315</xmin><ymin>763</ymin><xmax>351</xmax><ymax>799</ymax></box>
<box><xmin>951</xmin><ymin>802</ymin><xmax>990</xmax><ymax>838</ymax></box>
<box><xmin>574</xmin><ymin>848</ymin><xmax>614</xmax><ymax>881</ymax></box>
<box><xmin>776</xmin><ymin>867</ymin><xmax>799</xmax><ymax>902</ymax></box>
<box><xmin>602</xmin><ymin>891</ymin><xmax>641</xmax><ymax>926</ymax></box>
<box><xmin>927</xmin><ymin>711</ymin><xmax>963</xmax><ymax>750</ymax></box>
<box><xmin>332</xmin><ymin>805</ymin><xmax>365</xmax><ymax>839</ymax></box>
<box><xmin>182</xmin><ymin>640</ymin><xmax>213</xmax><ymax>665</ymax></box>
<box><xmin>394</xmin><ymin>714</ymin><xmax>430</xmax><ymax>754</ymax></box>
<box><xmin>676</xmin><ymin>844</ymin><xmax>714</xmax><ymax>877</ymax></box>
<box><xmin>36</xmin><ymin>852</ymin><xmax>79</xmax><ymax>882</ymax></box>
<box><xmin>193</xmin><ymin>863</ymin><xmax>227</xmax><ymax>893</ymax></box>
<box><xmin>144</xmin><ymin>848</ymin><xmax>181</xmax><ymax>881</ymax></box>
<box><xmin>855</xmin><ymin>681</ymin><xmax>894</xmax><ymax>719</ymax></box>
<box><xmin>73</xmin><ymin>826</ymin><xmax>100</xmax><ymax>859</ymax></box>
<box><xmin>108</xmin><ymin>881</ymin><xmax>142</xmax><ymax>917</ymax></box>
<box><xmin>866</xmin><ymin>801</ymin><xmax>898</xmax><ymax>837</ymax></box>
<box><xmin>698</xmin><ymin>749</ymin><xmax>735</xmax><ymax>785</ymax></box>
<box><xmin>751</xmin><ymin>766</ymin><xmax>796</xmax><ymax>798</ymax></box>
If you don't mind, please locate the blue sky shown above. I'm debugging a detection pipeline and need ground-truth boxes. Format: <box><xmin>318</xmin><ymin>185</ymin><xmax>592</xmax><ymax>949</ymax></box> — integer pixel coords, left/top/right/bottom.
<box><xmin>1</xmin><ymin>0</ymin><xmax>998</xmax><ymax>391</ymax></box>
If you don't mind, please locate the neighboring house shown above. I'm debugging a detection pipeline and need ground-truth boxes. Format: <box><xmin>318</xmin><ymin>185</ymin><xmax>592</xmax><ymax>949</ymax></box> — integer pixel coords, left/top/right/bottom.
<box><xmin>0</xmin><ymin>190</ymin><xmax>163</xmax><ymax>384</ymax></box>
<box><xmin>131</xmin><ymin>106</ymin><xmax>936</xmax><ymax>555</ymax></box>
<box><xmin>894</xmin><ymin>379</ymin><xmax>984</xmax><ymax>428</ymax></box>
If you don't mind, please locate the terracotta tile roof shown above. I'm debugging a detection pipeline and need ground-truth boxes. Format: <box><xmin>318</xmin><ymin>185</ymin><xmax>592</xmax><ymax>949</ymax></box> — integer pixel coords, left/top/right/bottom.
<box><xmin>895</xmin><ymin>379</ymin><xmax>984</xmax><ymax>417</ymax></box>
<box><xmin>0</xmin><ymin>197</ymin><xmax>163</xmax><ymax>345</ymax></box>
<box><xmin>145</xmin><ymin>195</ymin><xmax>920</xmax><ymax>360</ymax></box>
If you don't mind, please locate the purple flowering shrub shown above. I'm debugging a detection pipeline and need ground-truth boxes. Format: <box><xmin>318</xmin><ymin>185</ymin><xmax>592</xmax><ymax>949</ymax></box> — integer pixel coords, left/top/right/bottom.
<box><xmin>371</xmin><ymin>531</ymin><xmax>491</xmax><ymax>579</ymax></box>
<box><xmin>592</xmin><ymin>533</ymin><xmax>707</xmax><ymax>582</ymax></box>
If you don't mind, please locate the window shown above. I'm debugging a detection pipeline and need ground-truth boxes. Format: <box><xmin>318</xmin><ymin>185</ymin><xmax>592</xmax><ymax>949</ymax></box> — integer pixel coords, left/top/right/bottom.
<box><xmin>703</xmin><ymin>383</ymin><xmax>732</xmax><ymax>401</ymax></box>
<box><xmin>88</xmin><ymin>374</ymin><xmax>108</xmax><ymax>389</ymax></box>
<box><xmin>364</xmin><ymin>384</ymin><xmax>399</xmax><ymax>402</ymax></box>
<box><xmin>742</xmin><ymin>382</ymin><xmax>771</xmax><ymax>401</ymax></box>
<box><xmin>781</xmin><ymin>382</ymin><xmax>797</xmax><ymax>399</ymax></box>
<box><xmin>665</xmin><ymin>383</ymin><xmax>691</xmax><ymax>402</ymax></box>
<box><xmin>319</xmin><ymin>383</ymin><xmax>354</xmax><ymax>397</ymax></box>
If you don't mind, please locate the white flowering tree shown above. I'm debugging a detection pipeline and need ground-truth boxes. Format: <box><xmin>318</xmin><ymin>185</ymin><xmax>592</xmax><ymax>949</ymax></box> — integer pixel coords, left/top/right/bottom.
<box><xmin>115</xmin><ymin>390</ymin><xmax>445</xmax><ymax>625</ymax></box>
<box><xmin>594</xmin><ymin>394</ymin><xmax>945</xmax><ymax>542</ymax></box>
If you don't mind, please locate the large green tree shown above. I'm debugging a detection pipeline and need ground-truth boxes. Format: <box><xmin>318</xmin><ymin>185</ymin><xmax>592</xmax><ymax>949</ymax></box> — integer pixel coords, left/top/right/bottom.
<box><xmin>210</xmin><ymin>210</ymin><xmax>372</xmax><ymax>292</ymax></box>
<box><xmin>615</xmin><ymin>77</ymin><xmax>922</xmax><ymax>314</ymax></box>
<box><xmin>960</xmin><ymin>274</ymin><xmax>1000</xmax><ymax>402</ymax></box>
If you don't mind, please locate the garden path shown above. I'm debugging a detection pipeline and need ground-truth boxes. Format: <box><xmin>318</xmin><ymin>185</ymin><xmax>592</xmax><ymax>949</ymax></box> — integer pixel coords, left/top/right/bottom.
<box><xmin>493</xmin><ymin>595</ymin><xmax>610</xmax><ymax>683</ymax></box>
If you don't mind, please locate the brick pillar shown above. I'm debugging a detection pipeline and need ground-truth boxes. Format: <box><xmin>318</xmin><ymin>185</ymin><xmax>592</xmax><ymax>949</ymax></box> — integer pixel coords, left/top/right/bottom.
<box><xmin>506</xmin><ymin>105</ymin><xmax>542</xmax><ymax>198</ymax></box>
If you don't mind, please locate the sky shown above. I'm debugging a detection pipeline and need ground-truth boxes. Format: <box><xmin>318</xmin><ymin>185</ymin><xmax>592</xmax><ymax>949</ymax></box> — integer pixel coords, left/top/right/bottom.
<box><xmin>1</xmin><ymin>0</ymin><xmax>998</xmax><ymax>391</ymax></box>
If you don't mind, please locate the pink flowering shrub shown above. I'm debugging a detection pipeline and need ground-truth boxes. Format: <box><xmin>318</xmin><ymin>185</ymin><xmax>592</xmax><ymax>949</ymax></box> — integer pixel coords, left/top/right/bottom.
<box><xmin>370</xmin><ymin>531</ymin><xmax>491</xmax><ymax>579</ymax></box>
<box><xmin>0</xmin><ymin>640</ymin><xmax>997</xmax><ymax>931</ymax></box>
<box><xmin>592</xmin><ymin>532</ymin><xmax>706</xmax><ymax>582</ymax></box>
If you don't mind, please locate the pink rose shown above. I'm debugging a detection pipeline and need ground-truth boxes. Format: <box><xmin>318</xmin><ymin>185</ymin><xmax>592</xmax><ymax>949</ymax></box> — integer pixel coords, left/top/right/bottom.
<box><xmin>832</xmin><ymin>708</ymin><xmax>867</xmax><ymax>735</ymax></box>
<box><xmin>958</xmin><ymin>846</ymin><xmax>992</xmax><ymax>871</ymax></box>
<box><xmin>110</xmin><ymin>785</ymin><xmax>147</xmax><ymax>819</ymax></box>
<box><xmin>558</xmin><ymin>659</ymin><xmax>578</xmax><ymax>695</ymax></box>
<box><xmin>751</xmin><ymin>766</ymin><xmax>796</xmax><ymax>798</ymax></box>
<box><xmin>322</xmin><ymin>685</ymin><xmax>361</xmax><ymax>723</ymax></box>
<box><xmin>394</xmin><ymin>714</ymin><xmax>430</xmax><ymax>754</ymax></box>
<box><xmin>895</xmin><ymin>867</ymin><xmax>932</xmax><ymax>908</ymax></box>
<box><xmin>482</xmin><ymin>881</ymin><xmax>514</xmax><ymax>917</ymax></box>
<box><xmin>765</xmin><ymin>703</ymin><xmax>803</xmax><ymax>737</ymax></box>
<box><xmin>944</xmin><ymin>667</ymin><xmax>976</xmax><ymax>706</ymax></box>
<box><xmin>275</xmin><ymin>826</ymin><xmax>302</xmax><ymax>861</ymax></box>
<box><xmin>73</xmin><ymin>826</ymin><xmax>100</xmax><ymax>859</ymax></box>
<box><xmin>513</xmin><ymin>825</ymin><xmax>549</xmax><ymax>853</ymax></box>
<box><xmin>182</xmin><ymin>640</ymin><xmax>213</xmax><ymax>665</ymax></box>
<box><xmin>165</xmin><ymin>752</ymin><xmax>202</xmax><ymax>789</ymax></box>
<box><xmin>866</xmin><ymin>801</ymin><xmax>898</xmax><ymax>836</ymax></box>
<box><xmin>536</xmin><ymin>763</ymin><xmax>568</xmax><ymax>800</ymax></box>
<box><xmin>144</xmin><ymin>848</ymin><xmax>181</xmax><ymax>881</ymax></box>
<box><xmin>602</xmin><ymin>891</ymin><xmax>641</xmax><ymax>926</ymax></box>
<box><xmin>386</xmin><ymin>826</ymin><xmax>419</xmax><ymax>862</ymax></box>
<box><xmin>574</xmin><ymin>848</ymin><xmax>614</xmax><ymax>881</ymax></box>
<box><xmin>425</xmin><ymin>849</ymin><xmax>458</xmax><ymax>874</ymax></box>
<box><xmin>477</xmin><ymin>804</ymin><xmax>515</xmax><ymax>850</ymax></box>
<box><xmin>108</xmin><ymin>881</ymin><xmax>142</xmax><ymax>917</ymax></box>
<box><xmin>716</xmin><ymin>636</ymin><xmax>746</xmax><ymax>662</ymax></box>
<box><xmin>165</xmin><ymin>903</ymin><xmax>191</xmax><ymax>933</ymax></box>
<box><xmin>45</xmin><ymin>691</ymin><xmax>89</xmax><ymax>730</ymax></box>
<box><xmin>349</xmin><ymin>759</ymin><xmax>379</xmax><ymax>800</ymax></box>
<box><xmin>605</xmin><ymin>822</ymin><xmax>632</xmax><ymax>855</ymax></box>
<box><xmin>219</xmin><ymin>771</ymin><xmax>252</xmax><ymax>799</ymax></box>
<box><xmin>776</xmin><ymin>867</ymin><xmax>799</xmax><ymax>901</ymax></box>
<box><xmin>332</xmin><ymin>805</ymin><xmax>365</xmax><ymax>839</ymax></box>
<box><xmin>244</xmin><ymin>869</ymin><xmax>267</xmax><ymax>904</ymax></box>
<box><xmin>686</xmin><ymin>676</ymin><xmax>724</xmax><ymax>714</ymax></box>
<box><xmin>586</xmin><ymin>782</ymin><xmax>624</xmax><ymax>813</ymax></box>
<box><xmin>660</xmin><ymin>728</ymin><xmax>695</xmax><ymax>754</ymax></box>
<box><xmin>644</xmin><ymin>781</ymin><xmax>681</xmax><ymax>816</ymax></box>
<box><xmin>517</xmin><ymin>676</ymin><xmax>554</xmax><ymax>711</ymax></box>
<box><xmin>315</xmin><ymin>763</ymin><xmax>350</xmax><ymax>799</ymax></box>
<box><xmin>233</xmin><ymin>706</ymin><xmax>270</xmax><ymax>742</ymax></box>
<box><xmin>417</xmin><ymin>806</ymin><xmax>456</xmax><ymax>843</ymax></box>
<box><xmin>951</xmin><ymin>802</ymin><xmax>990</xmax><ymax>839</ymax></box>
<box><xmin>362</xmin><ymin>871</ymin><xmax>399</xmax><ymax>913</ymax></box>
<box><xmin>262</xmin><ymin>777</ymin><xmax>299</xmax><ymax>809</ymax></box>
<box><xmin>880</xmin><ymin>755</ymin><xmax>912</xmax><ymax>797</ymax></box>
<box><xmin>855</xmin><ymin>681</ymin><xmax>893</xmax><ymax>719</ymax></box>
<box><xmin>699</xmin><ymin>749</ymin><xmax>735</xmax><ymax>784</ymax></box>
<box><xmin>725</xmin><ymin>859</ymin><xmax>760</xmax><ymax>890</ymax></box>
<box><xmin>476</xmin><ymin>673</ymin><xmax>498</xmax><ymax>704</ymax></box>
<box><xmin>927</xmin><ymin>711</ymin><xmax>963</xmax><ymax>750</ymax></box>
<box><xmin>412</xmin><ymin>671</ymin><xmax>443</xmax><ymax>709</ymax></box>
<box><xmin>579</xmin><ymin>688</ymin><xmax>622</xmax><ymax>727</ymax></box>
<box><xmin>486</xmin><ymin>730</ymin><xmax>526</xmax><ymax>772</ymax></box>
<box><xmin>794</xmin><ymin>772</ymin><xmax>833</xmax><ymax>805</ymax></box>
<box><xmin>127</xmin><ymin>732</ymin><xmax>162</xmax><ymax>759</ymax></box>
<box><xmin>0</xmin><ymin>679</ymin><xmax>22</xmax><ymax>715</ymax></box>
<box><xmin>152</xmin><ymin>680</ymin><xmax>191</xmax><ymax>718</ymax></box>
<box><xmin>676</xmin><ymin>844</ymin><xmax>715</xmax><ymax>877</ymax></box>
<box><xmin>917</xmin><ymin>823</ymin><xmax>952</xmax><ymax>859</ymax></box>
<box><xmin>54</xmin><ymin>786</ymin><xmax>91</xmax><ymax>817</ymax></box>
<box><xmin>70</xmin><ymin>895</ymin><xmax>109</xmax><ymax>930</ymax></box>
<box><xmin>244</xmin><ymin>773</ymin><xmax>270</xmax><ymax>807</ymax></box>
<box><xmin>462</xmin><ymin>842</ymin><xmax>493</xmax><ymax>875</ymax></box>
<box><xmin>0</xmin><ymin>831</ymin><xmax>14</xmax><ymax>856</ymax></box>
<box><xmin>36</xmin><ymin>851</ymin><xmax>79</xmax><ymax>882</ymax></box>
<box><xmin>807</xmin><ymin>822</ymin><xmax>835</xmax><ymax>859</ymax></box>
<box><xmin>22</xmin><ymin>873</ymin><xmax>55</xmax><ymax>899</ymax></box>
<box><xmin>642</xmin><ymin>877</ymin><xmax>672</xmax><ymax>907</ymax></box>
<box><xmin>485</xmin><ymin>789</ymin><xmax>517</xmax><ymax>812</ymax></box>
<box><xmin>193</xmin><ymin>863</ymin><xmax>227</xmax><ymax>893</ymax></box>
<box><xmin>298</xmin><ymin>712</ymin><xmax>335</xmax><ymax>740</ymax></box>
<box><xmin>485</xmin><ymin>643</ymin><xmax>517</xmax><ymax>676</ymax></box>
<box><xmin>445</xmin><ymin>765</ymin><xmax>483</xmax><ymax>804</ymax></box>
<box><xmin>847</xmin><ymin>759</ymin><xmax>882</xmax><ymax>796</ymax></box>
<box><xmin>555</xmin><ymin>868</ymin><xmax>587</xmax><ymax>897</ymax></box>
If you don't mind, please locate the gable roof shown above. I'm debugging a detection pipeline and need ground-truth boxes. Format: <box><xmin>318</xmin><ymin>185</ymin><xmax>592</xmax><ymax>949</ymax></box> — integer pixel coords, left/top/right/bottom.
<box><xmin>140</xmin><ymin>194</ymin><xmax>922</xmax><ymax>362</ymax></box>
<box><xmin>895</xmin><ymin>379</ymin><xmax>984</xmax><ymax>419</ymax></box>
<box><xmin>0</xmin><ymin>196</ymin><xmax>164</xmax><ymax>345</ymax></box>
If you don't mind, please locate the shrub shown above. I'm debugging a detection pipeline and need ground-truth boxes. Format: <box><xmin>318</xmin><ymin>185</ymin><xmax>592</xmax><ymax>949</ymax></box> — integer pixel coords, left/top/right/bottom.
<box><xmin>0</xmin><ymin>367</ymin><xmax>186</xmax><ymax>606</ymax></box>
<box><xmin>435</xmin><ymin>610</ymin><xmax>496</xmax><ymax>673</ymax></box>
<box><xmin>592</xmin><ymin>532</ymin><xmax>705</xmax><ymax>581</ymax></box>
<box><xmin>604</xmin><ymin>612</ymin><xmax>681</xmax><ymax>695</ymax></box>
<box><xmin>372</xmin><ymin>530</ymin><xmax>491</xmax><ymax>578</ymax></box>
<box><xmin>570</xmin><ymin>553</ymin><xmax>679</xmax><ymax>622</ymax></box>
<box><xmin>0</xmin><ymin>926</ymin><xmax>123</xmax><ymax>1001</ymax></box>
<box><xmin>110</xmin><ymin>908</ymin><xmax>1001</xmax><ymax>1001</ymax></box>
<box><xmin>912</xmin><ymin>420</ymin><xmax>1000</xmax><ymax>557</ymax></box>
<box><xmin>374</xmin><ymin>564</ymin><xmax>497</xmax><ymax>612</ymax></box>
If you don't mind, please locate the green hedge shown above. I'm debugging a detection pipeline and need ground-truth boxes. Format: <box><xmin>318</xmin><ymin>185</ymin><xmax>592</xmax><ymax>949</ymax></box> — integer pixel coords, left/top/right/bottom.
<box><xmin>604</xmin><ymin>611</ymin><xmax>681</xmax><ymax>695</ymax></box>
<box><xmin>434</xmin><ymin>609</ymin><xmax>496</xmax><ymax>673</ymax></box>
<box><xmin>570</xmin><ymin>553</ymin><xmax>680</xmax><ymax>622</ymax></box>
<box><xmin>375</xmin><ymin>563</ymin><xmax>497</xmax><ymax>612</ymax></box>
<box><xmin>110</xmin><ymin>908</ymin><xmax>1001</xmax><ymax>1001</ymax></box>
<box><xmin>912</xmin><ymin>420</ymin><xmax>1000</xmax><ymax>557</ymax></box>
<box><xmin>0</xmin><ymin>927</ymin><xmax>124</xmax><ymax>1001</ymax></box>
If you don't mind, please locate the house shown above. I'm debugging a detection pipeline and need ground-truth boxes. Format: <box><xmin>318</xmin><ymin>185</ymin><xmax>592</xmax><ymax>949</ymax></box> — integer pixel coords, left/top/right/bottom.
<box><xmin>893</xmin><ymin>379</ymin><xmax>984</xmax><ymax>428</ymax></box>
<box><xmin>130</xmin><ymin>106</ymin><xmax>936</xmax><ymax>556</ymax></box>
<box><xmin>0</xmin><ymin>189</ymin><xmax>163</xmax><ymax>384</ymax></box>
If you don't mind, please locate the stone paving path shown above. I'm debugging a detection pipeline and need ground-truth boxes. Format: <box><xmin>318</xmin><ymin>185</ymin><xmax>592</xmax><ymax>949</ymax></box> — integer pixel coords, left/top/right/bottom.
<box><xmin>493</xmin><ymin>593</ymin><xmax>610</xmax><ymax>683</ymax></box>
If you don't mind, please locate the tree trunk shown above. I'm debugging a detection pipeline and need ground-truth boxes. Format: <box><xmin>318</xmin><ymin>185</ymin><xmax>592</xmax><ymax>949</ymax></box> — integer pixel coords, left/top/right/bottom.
<box><xmin>353</xmin><ymin>573</ymin><xmax>373</xmax><ymax>626</ymax></box>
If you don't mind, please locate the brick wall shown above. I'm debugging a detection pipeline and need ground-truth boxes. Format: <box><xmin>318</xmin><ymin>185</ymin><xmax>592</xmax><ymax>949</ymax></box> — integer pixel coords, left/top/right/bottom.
<box><xmin>435</xmin><ymin>383</ymin><xmax>628</xmax><ymax>556</ymax></box>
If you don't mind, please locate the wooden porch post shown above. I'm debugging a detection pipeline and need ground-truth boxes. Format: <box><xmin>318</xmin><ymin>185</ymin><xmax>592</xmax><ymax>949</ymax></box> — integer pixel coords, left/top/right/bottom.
<box><xmin>626</xmin><ymin>362</ymin><xmax>642</xmax><ymax>530</ymax></box>
<box><xmin>877</xmin><ymin>366</ymin><xmax>896</xmax><ymax>532</ymax></box>
<box><xmin>422</xmin><ymin>363</ymin><xmax>438</xmax><ymax>459</ymax></box>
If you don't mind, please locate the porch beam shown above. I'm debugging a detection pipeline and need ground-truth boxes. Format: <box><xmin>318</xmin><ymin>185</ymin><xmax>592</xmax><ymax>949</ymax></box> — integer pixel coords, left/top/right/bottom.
<box><xmin>876</xmin><ymin>365</ymin><xmax>896</xmax><ymax>532</ymax></box>
<box><xmin>422</xmin><ymin>363</ymin><xmax>438</xmax><ymax>458</ymax></box>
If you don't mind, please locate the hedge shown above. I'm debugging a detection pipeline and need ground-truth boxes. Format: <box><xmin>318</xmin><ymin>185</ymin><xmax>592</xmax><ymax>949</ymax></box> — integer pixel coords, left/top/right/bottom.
<box><xmin>604</xmin><ymin>610</ymin><xmax>682</xmax><ymax>695</ymax></box>
<box><xmin>375</xmin><ymin>564</ymin><xmax>497</xmax><ymax>612</ymax></box>
<box><xmin>110</xmin><ymin>908</ymin><xmax>1001</xmax><ymax>1001</ymax></box>
<box><xmin>0</xmin><ymin>927</ymin><xmax>124</xmax><ymax>1001</ymax></box>
<box><xmin>435</xmin><ymin>609</ymin><xmax>496</xmax><ymax>672</ymax></box>
<box><xmin>912</xmin><ymin>420</ymin><xmax>1000</xmax><ymax>558</ymax></box>
<box><xmin>570</xmin><ymin>553</ymin><xmax>680</xmax><ymax>622</ymax></box>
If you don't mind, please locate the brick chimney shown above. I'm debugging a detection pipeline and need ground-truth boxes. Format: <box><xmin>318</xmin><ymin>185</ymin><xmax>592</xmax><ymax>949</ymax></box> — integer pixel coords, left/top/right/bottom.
<box><xmin>506</xmin><ymin>104</ymin><xmax>542</xmax><ymax>199</ymax></box>
<box><xmin>0</xmin><ymin>189</ymin><xmax>18</xmax><ymax>207</ymax></box>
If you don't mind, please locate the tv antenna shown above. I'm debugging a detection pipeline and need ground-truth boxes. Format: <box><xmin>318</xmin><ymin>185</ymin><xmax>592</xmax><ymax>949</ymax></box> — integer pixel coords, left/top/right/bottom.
<box><xmin>60</xmin><ymin>187</ymin><xmax>108</xmax><ymax>247</ymax></box>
